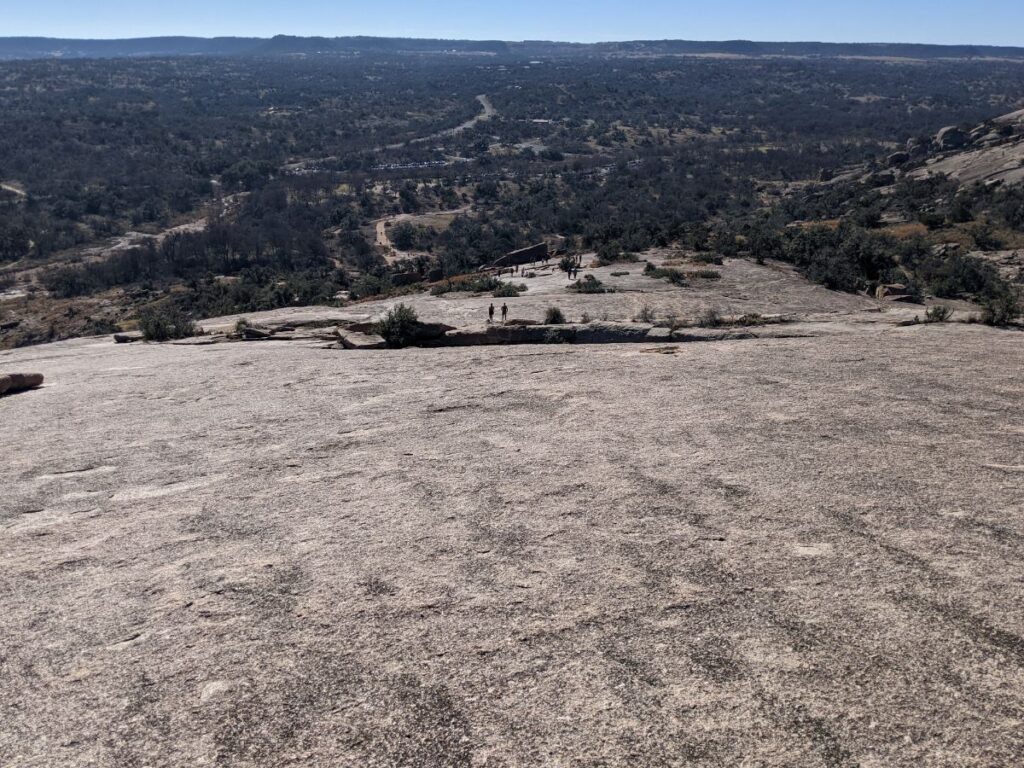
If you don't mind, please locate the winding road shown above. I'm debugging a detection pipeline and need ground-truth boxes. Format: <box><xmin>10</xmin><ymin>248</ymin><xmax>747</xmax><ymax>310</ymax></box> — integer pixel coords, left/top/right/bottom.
<box><xmin>383</xmin><ymin>94</ymin><xmax>497</xmax><ymax>150</ymax></box>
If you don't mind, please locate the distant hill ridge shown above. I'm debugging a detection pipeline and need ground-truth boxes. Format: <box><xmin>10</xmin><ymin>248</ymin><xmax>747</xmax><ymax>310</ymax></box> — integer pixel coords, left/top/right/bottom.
<box><xmin>2</xmin><ymin>35</ymin><xmax>1024</xmax><ymax>61</ymax></box>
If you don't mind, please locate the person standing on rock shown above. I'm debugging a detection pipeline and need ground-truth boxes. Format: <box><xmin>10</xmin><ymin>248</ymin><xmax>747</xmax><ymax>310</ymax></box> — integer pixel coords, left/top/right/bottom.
<box><xmin>488</xmin><ymin>303</ymin><xmax>495</xmax><ymax>323</ymax></box>
<box><xmin>501</xmin><ymin>303</ymin><xmax>509</xmax><ymax>323</ymax></box>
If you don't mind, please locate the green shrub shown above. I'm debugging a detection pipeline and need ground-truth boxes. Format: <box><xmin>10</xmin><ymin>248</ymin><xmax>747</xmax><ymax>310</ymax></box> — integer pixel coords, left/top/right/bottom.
<box><xmin>544</xmin><ymin>306</ymin><xmax>566</xmax><ymax>324</ymax></box>
<box><xmin>85</xmin><ymin>317</ymin><xmax>120</xmax><ymax>336</ymax></box>
<box><xmin>691</xmin><ymin>252</ymin><xmax>724</xmax><ymax>265</ymax></box>
<box><xmin>924</xmin><ymin>305</ymin><xmax>953</xmax><ymax>323</ymax></box>
<box><xmin>691</xmin><ymin>269</ymin><xmax>722</xmax><ymax>280</ymax></box>
<box><xmin>567</xmin><ymin>274</ymin><xmax>609</xmax><ymax>294</ymax></box>
<box><xmin>138</xmin><ymin>305</ymin><xmax>197</xmax><ymax>341</ymax></box>
<box><xmin>350</xmin><ymin>274</ymin><xmax>391</xmax><ymax>300</ymax></box>
<box><xmin>431</xmin><ymin>275</ymin><xmax>500</xmax><ymax>296</ymax></box>
<box><xmin>375</xmin><ymin>303</ymin><xmax>420</xmax><ymax>347</ymax></box>
<box><xmin>981</xmin><ymin>289</ymin><xmax>1021</xmax><ymax>327</ymax></box>
<box><xmin>644</xmin><ymin>263</ymin><xmax>688</xmax><ymax>285</ymax></box>
<box><xmin>595</xmin><ymin>243</ymin><xmax>639</xmax><ymax>266</ymax></box>
<box><xmin>493</xmin><ymin>282</ymin><xmax>526</xmax><ymax>298</ymax></box>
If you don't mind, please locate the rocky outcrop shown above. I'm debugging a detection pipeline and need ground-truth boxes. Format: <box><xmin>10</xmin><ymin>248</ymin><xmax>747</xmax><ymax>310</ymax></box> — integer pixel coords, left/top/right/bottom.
<box><xmin>0</xmin><ymin>372</ymin><xmax>44</xmax><ymax>396</ymax></box>
<box><xmin>410</xmin><ymin>322</ymin><xmax>457</xmax><ymax>344</ymax></box>
<box><xmin>936</xmin><ymin>126</ymin><xmax>968</xmax><ymax>151</ymax></box>
<box><xmin>433</xmin><ymin>322</ymin><xmax>761</xmax><ymax>347</ymax></box>
<box><xmin>887</xmin><ymin>151</ymin><xmax>911</xmax><ymax>167</ymax></box>
<box><xmin>337</xmin><ymin>329</ymin><xmax>387</xmax><ymax>350</ymax></box>
<box><xmin>875</xmin><ymin>283</ymin><xmax>922</xmax><ymax>303</ymax></box>
<box><xmin>491</xmin><ymin>242</ymin><xmax>548</xmax><ymax>268</ymax></box>
<box><xmin>241</xmin><ymin>326</ymin><xmax>273</xmax><ymax>340</ymax></box>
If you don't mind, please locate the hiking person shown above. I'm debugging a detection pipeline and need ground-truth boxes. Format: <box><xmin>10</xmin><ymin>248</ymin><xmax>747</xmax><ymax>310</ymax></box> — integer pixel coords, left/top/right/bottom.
<box><xmin>488</xmin><ymin>303</ymin><xmax>495</xmax><ymax>323</ymax></box>
<box><xmin>501</xmin><ymin>303</ymin><xmax>509</xmax><ymax>322</ymax></box>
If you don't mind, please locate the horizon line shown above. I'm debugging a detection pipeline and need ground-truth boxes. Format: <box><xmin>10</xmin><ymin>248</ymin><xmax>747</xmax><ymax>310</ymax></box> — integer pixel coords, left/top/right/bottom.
<box><xmin>1</xmin><ymin>34</ymin><xmax>1022</xmax><ymax>48</ymax></box>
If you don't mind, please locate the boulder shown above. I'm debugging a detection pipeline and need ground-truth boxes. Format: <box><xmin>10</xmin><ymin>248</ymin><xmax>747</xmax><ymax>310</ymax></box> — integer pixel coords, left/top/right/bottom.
<box><xmin>875</xmin><ymin>284</ymin><xmax>921</xmax><ymax>303</ymax></box>
<box><xmin>876</xmin><ymin>283</ymin><xmax>908</xmax><ymax>300</ymax></box>
<box><xmin>868</xmin><ymin>171</ymin><xmax>896</xmax><ymax>187</ymax></box>
<box><xmin>113</xmin><ymin>331</ymin><xmax>144</xmax><ymax>344</ymax></box>
<box><xmin>887</xmin><ymin>152</ymin><xmax>911</xmax><ymax>167</ymax></box>
<box><xmin>241</xmin><ymin>326</ymin><xmax>273</xmax><ymax>340</ymax></box>
<box><xmin>0</xmin><ymin>372</ymin><xmax>44</xmax><ymax>397</ymax></box>
<box><xmin>907</xmin><ymin>141</ymin><xmax>930</xmax><ymax>159</ymax></box>
<box><xmin>337</xmin><ymin>329</ymin><xmax>387</xmax><ymax>350</ymax></box>
<box><xmin>936</xmin><ymin>126</ymin><xmax>967</xmax><ymax>151</ymax></box>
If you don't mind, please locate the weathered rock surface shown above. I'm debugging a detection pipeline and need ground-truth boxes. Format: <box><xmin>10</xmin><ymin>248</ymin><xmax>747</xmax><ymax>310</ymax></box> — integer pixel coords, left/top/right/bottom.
<box><xmin>336</xmin><ymin>328</ymin><xmax>387</xmax><ymax>350</ymax></box>
<box><xmin>2</xmin><ymin>325</ymin><xmax>1023</xmax><ymax>765</ymax></box>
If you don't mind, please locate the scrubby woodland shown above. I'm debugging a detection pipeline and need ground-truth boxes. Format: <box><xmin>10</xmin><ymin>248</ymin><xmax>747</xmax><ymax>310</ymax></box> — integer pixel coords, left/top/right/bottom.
<box><xmin>1</xmin><ymin>52</ymin><xmax>1023</xmax><ymax>344</ymax></box>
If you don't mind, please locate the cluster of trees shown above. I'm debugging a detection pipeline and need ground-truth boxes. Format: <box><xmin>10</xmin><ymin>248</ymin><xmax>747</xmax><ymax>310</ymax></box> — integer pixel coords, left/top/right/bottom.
<box><xmin>39</xmin><ymin>184</ymin><xmax>351</xmax><ymax>316</ymax></box>
<box><xmin>4</xmin><ymin>52</ymin><xmax>1024</xmax><ymax>336</ymax></box>
<box><xmin>0</xmin><ymin>55</ymin><xmax>481</xmax><ymax>264</ymax></box>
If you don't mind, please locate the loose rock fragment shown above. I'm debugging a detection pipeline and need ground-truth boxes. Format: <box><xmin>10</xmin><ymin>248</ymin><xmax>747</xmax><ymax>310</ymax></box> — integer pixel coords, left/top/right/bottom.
<box><xmin>0</xmin><ymin>372</ymin><xmax>44</xmax><ymax>396</ymax></box>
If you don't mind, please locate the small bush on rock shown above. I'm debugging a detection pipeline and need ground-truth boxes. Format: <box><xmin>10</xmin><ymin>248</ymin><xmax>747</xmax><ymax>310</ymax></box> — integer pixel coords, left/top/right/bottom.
<box><xmin>376</xmin><ymin>303</ymin><xmax>420</xmax><ymax>347</ymax></box>
<box><xmin>544</xmin><ymin>306</ymin><xmax>566</xmax><ymax>324</ymax></box>
<box><xmin>924</xmin><ymin>305</ymin><xmax>953</xmax><ymax>323</ymax></box>
<box><xmin>644</xmin><ymin>263</ymin><xmax>687</xmax><ymax>285</ymax></box>
<box><xmin>138</xmin><ymin>305</ymin><xmax>197</xmax><ymax>341</ymax></box>
<box><xmin>493</xmin><ymin>282</ymin><xmax>526</xmax><ymax>298</ymax></box>
<box><xmin>567</xmin><ymin>274</ymin><xmax>609</xmax><ymax>294</ymax></box>
<box><xmin>981</xmin><ymin>289</ymin><xmax>1021</xmax><ymax>326</ymax></box>
<box><xmin>692</xmin><ymin>252</ymin><xmax>724</xmax><ymax>265</ymax></box>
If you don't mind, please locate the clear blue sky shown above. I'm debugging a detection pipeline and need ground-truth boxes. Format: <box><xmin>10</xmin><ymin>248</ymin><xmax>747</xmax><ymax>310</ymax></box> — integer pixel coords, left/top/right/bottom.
<box><xmin>4</xmin><ymin>0</ymin><xmax>1023</xmax><ymax>46</ymax></box>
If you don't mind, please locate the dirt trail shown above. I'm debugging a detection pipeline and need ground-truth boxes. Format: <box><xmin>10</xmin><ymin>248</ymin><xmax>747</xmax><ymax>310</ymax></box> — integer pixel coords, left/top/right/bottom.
<box><xmin>283</xmin><ymin>95</ymin><xmax>499</xmax><ymax>173</ymax></box>
<box><xmin>0</xmin><ymin>182</ymin><xmax>27</xmax><ymax>198</ymax></box>
<box><xmin>373</xmin><ymin>205</ymin><xmax>473</xmax><ymax>262</ymax></box>
<box><xmin>384</xmin><ymin>94</ymin><xmax>497</xmax><ymax>150</ymax></box>
<box><xmin>2</xmin><ymin>193</ymin><xmax>245</xmax><ymax>286</ymax></box>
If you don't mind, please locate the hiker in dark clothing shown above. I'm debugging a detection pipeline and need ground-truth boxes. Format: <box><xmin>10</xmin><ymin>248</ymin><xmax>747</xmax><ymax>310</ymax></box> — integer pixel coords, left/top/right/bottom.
<box><xmin>501</xmin><ymin>303</ymin><xmax>509</xmax><ymax>322</ymax></box>
<box><xmin>488</xmin><ymin>303</ymin><xmax>495</xmax><ymax>323</ymax></box>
